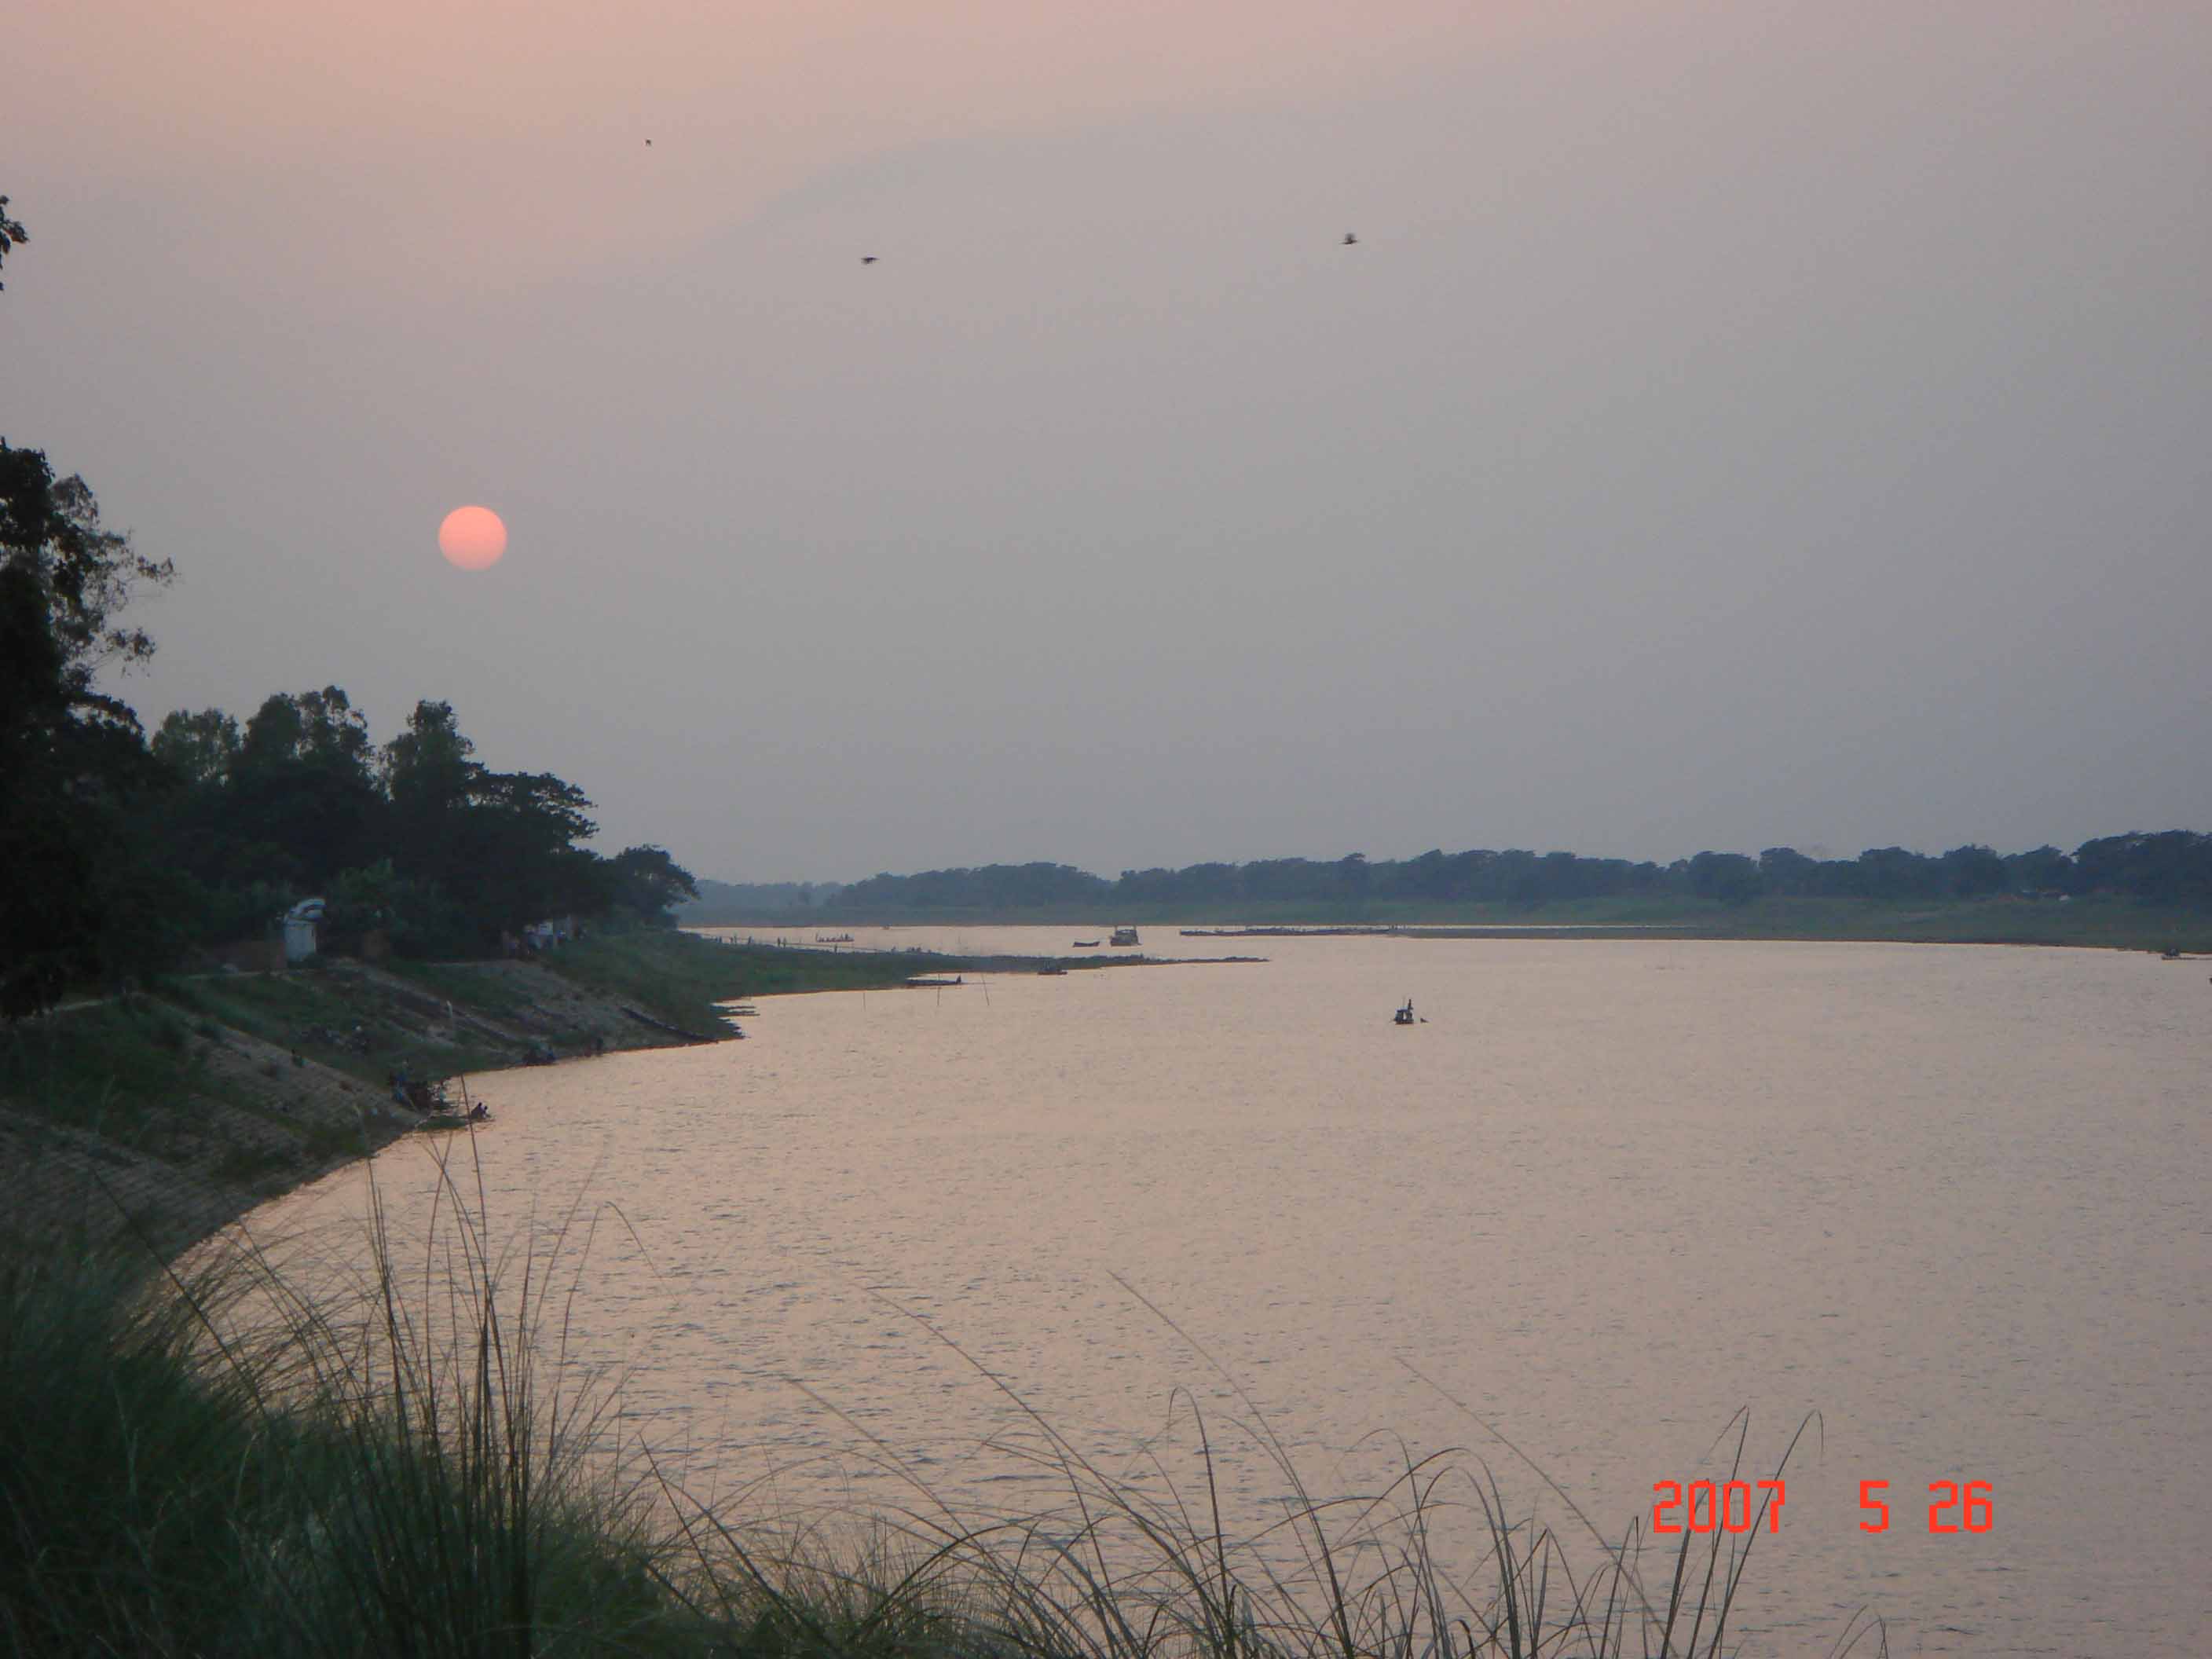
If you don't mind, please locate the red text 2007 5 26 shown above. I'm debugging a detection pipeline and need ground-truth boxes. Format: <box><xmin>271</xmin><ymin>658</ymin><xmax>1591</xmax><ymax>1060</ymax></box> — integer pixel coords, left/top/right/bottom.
<box><xmin>1649</xmin><ymin>1480</ymin><xmax>1993</xmax><ymax>1535</ymax></box>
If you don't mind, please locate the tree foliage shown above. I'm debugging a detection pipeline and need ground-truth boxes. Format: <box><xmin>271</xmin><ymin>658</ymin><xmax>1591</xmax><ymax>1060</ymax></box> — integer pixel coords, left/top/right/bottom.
<box><xmin>0</xmin><ymin>445</ymin><xmax>173</xmax><ymax>704</ymax></box>
<box><xmin>0</xmin><ymin>194</ymin><xmax>24</xmax><ymax>290</ymax></box>
<box><xmin>826</xmin><ymin>835</ymin><xmax>2212</xmax><ymax>916</ymax></box>
<box><xmin>151</xmin><ymin>708</ymin><xmax>241</xmax><ymax>786</ymax></box>
<box><xmin>605</xmin><ymin>845</ymin><xmax>701</xmax><ymax>921</ymax></box>
<box><xmin>148</xmin><ymin>695</ymin><xmax>635</xmax><ymax>957</ymax></box>
<box><xmin>0</xmin><ymin>449</ymin><xmax>181</xmax><ymax>1015</ymax></box>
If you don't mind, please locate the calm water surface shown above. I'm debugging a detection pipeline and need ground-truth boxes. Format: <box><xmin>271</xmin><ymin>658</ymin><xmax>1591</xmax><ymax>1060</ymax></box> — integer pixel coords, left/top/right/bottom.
<box><xmin>250</xmin><ymin>932</ymin><xmax>2212</xmax><ymax>1655</ymax></box>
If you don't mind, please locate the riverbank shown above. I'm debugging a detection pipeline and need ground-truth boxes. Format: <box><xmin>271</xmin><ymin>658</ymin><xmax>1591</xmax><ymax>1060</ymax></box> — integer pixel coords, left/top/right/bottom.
<box><xmin>0</xmin><ymin>1209</ymin><xmax>1761</xmax><ymax>1659</ymax></box>
<box><xmin>0</xmin><ymin>930</ymin><xmax>954</xmax><ymax>1258</ymax></box>
<box><xmin>719</xmin><ymin>893</ymin><xmax>2212</xmax><ymax>952</ymax></box>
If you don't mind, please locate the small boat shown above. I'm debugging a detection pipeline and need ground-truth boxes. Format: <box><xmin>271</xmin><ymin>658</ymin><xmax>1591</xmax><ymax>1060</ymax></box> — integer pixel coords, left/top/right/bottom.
<box><xmin>416</xmin><ymin>1104</ymin><xmax>491</xmax><ymax>1131</ymax></box>
<box><xmin>1109</xmin><ymin>927</ymin><xmax>1141</xmax><ymax>947</ymax></box>
<box><xmin>1072</xmin><ymin>939</ymin><xmax>1101</xmax><ymax>947</ymax></box>
<box><xmin>1038</xmin><ymin>966</ymin><xmax>1068</xmax><ymax>976</ymax></box>
<box><xmin>1393</xmin><ymin>999</ymin><xmax>1417</xmax><ymax>1026</ymax></box>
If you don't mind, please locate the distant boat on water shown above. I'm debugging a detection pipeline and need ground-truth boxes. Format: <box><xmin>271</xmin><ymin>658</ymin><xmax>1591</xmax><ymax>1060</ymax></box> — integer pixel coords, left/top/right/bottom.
<box><xmin>1393</xmin><ymin>998</ymin><xmax>1418</xmax><ymax>1026</ymax></box>
<box><xmin>1072</xmin><ymin>939</ymin><xmax>1101</xmax><ymax>947</ymax></box>
<box><xmin>1110</xmin><ymin>927</ymin><xmax>1141</xmax><ymax>947</ymax></box>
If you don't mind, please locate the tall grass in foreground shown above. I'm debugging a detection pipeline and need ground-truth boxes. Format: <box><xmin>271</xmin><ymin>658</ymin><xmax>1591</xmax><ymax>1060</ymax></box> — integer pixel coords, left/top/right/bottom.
<box><xmin>0</xmin><ymin>1156</ymin><xmax>1887</xmax><ymax>1658</ymax></box>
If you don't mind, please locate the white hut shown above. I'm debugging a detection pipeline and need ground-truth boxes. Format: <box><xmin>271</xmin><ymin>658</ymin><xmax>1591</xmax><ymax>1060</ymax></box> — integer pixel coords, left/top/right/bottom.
<box><xmin>283</xmin><ymin>896</ymin><xmax>326</xmax><ymax>964</ymax></box>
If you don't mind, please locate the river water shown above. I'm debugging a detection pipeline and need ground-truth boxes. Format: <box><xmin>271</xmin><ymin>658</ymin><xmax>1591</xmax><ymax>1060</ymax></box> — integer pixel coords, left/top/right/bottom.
<box><xmin>246</xmin><ymin>930</ymin><xmax>2212</xmax><ymax>1655</ymax></box>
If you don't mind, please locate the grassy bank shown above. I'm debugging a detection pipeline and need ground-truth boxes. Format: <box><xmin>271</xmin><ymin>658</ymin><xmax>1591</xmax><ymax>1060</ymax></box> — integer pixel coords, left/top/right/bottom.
<box><xmin>0</xmin><ymin>931</ymin><xmax>962</xmax><ymax>1258</ymax></box>
<box><xmin>0</xmin><ymin>992</ymin><xmax>396</xmax><ymax>1254</ymax></box>
<box><xmin>0</xmin><ymin>1179</ymin><xmax>1818</xmax><ymax>1658</ymax></box>
<box><xmin>540</xmin><ymin>931</ymin><xmax>960</xmax><ymax>1038</ymax></box>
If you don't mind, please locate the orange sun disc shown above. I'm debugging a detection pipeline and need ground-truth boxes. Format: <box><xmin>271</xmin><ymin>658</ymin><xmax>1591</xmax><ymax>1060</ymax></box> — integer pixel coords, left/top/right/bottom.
<box><xmin>438</xmin><ymin>506</ymin><xmax>507</xmax><ymax>570</ymax></box>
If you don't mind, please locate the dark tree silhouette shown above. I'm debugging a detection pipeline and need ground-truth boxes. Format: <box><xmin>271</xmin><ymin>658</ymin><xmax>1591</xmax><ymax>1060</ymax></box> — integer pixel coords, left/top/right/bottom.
<box><xmin>1</xmin><ymin>450</ymin><xmax>179</xmax><ymax>1013</ymax></box>
<box><xmin>0</xmin><ymin>194</ymin><xmax>25</xmax><ymax>290</ymax></box>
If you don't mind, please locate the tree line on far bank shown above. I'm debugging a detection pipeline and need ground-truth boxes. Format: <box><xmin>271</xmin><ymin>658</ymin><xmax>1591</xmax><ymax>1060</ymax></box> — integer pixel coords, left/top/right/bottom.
<box><xmin>819</xmin><ymin>833</ymin><xmax>2212</xmax><ymax>917</ymax></box>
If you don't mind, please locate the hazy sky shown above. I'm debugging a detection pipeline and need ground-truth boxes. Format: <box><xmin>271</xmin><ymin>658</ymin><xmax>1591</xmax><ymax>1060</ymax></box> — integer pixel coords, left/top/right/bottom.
<box><xmin>7</xmin><ymin>2</ymin><xmax>2207</xmax><ymax>880</ymax></box>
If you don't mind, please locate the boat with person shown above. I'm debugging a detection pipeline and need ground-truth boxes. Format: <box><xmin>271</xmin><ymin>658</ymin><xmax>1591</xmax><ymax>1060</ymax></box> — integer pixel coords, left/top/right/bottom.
<box><xmin>416</xmin><ymin>1101</ymin><xmax>493</xmax><ymax>1130</ymax></box>
<box><xmin>1393</xmin><ymin>999</ymin><xmax>1417</xmax><ymax>1026</ymax></box>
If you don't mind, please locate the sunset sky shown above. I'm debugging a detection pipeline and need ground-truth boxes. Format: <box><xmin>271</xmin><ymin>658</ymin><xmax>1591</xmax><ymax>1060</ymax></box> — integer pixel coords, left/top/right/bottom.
<box><xmin>6</xmin><ymin>1</ymin><xmax>2208</xmax><ymax>878</ymax></box>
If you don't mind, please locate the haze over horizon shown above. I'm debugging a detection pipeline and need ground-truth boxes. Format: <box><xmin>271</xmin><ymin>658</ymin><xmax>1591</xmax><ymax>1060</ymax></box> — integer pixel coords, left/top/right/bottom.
<box><xmin>7</xmin><ymin>2</ymin><xmax>2207</xmax><ymax>884</ymax></box>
